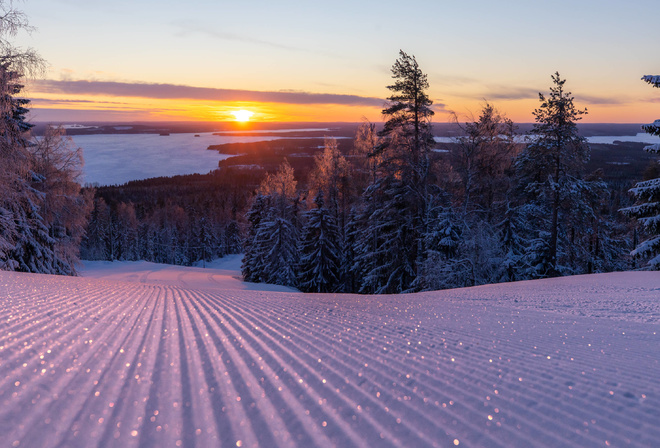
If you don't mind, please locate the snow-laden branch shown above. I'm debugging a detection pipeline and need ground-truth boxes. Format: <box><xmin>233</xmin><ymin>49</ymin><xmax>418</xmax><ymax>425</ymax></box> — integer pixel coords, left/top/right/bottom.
<box><xmin>642</xmin><ymin>75</ymin><xmax>660</xmax><ymax>87</ymax></box>
<box><xmin>643</xmin><ymin>143</ymin><xmax>660</xmax><ymax>154</ymax></box>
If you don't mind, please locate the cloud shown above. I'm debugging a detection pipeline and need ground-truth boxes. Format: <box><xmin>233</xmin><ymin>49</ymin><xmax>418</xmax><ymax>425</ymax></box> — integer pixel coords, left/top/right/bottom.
<box><xmin>27</xmin><ymin>108</ymin><xmax>155</xmax><ymax>123</ymax></box>
<box><xmin>446</xmin><ymin>86</ymin><xmax>540</xmax><ymax>101</ymax></box>
<box><xmin>172</xmin><ymin>19</ymin><xmax>304</xmax><ymax>53</ymax></box>
<box><xmin>171</xmin><ymin>20</ymin><xmax>340</xmax><ymax>58</ymax></box>
<box><xmin>29</xmin><ymin>80</ymin><xmax>384</xmax><ymax>107</ymax></box>
<box><xmin>478</xmin><ymin>86</ymin><xmax>626</xmax><ymax>105</ymax></box>
<box><xmin>431</xmin><ymin>74</ymin><xmax>480</xmax><ymax>86</ymax></box>
<box><xmin>30</xmin><ymin>98</ymin><xmax>130</xmax><ymax>105</ymax></box>
<box><xmin>574</xmin><ymin>94</ymin><xmax>626</xmax><ymax>105</ymax></box>
<box><xmin>481</xmin><ymin>87</ymin><xmax>541</xmax><ymax>101</ymax></box>
<box><xmin>431</xmin><ymin>102</ymin><xmax>448</xmax><ymax>113</ymax></box>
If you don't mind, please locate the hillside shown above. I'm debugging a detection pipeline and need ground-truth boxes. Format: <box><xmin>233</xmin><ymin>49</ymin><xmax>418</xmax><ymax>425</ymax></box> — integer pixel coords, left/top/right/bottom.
<box><xmin>0</xmin><ymin>262</ymin><xmax>658</xmax><ymax>447</ymax></box>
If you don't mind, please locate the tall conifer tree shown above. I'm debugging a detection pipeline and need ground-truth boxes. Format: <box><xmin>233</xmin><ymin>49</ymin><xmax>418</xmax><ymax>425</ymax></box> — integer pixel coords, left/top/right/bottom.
<box><xmin>620</xmin><ymin>76</ymin><xmax>660</xmax><ymax>269</ymax></box>
<box><xmin>514</xmin><ymin>72</ymin><xmax>591</xmax><ymax>276</ymax></box>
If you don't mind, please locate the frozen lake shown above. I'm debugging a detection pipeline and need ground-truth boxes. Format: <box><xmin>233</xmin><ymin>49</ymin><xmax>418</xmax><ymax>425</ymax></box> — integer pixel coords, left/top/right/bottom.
<box><xmin>585</xmin><ymin>132</ymin><xmax>660</xmax><ymax>144</ymax></box>
<box><xmin>70</xmin><ymin>132</ymin><xmax>288</xmax><ymax>186</ymax></box>
<box><xmin>74</xmin><ymin>131</ymin><xmax>659</xmax><ymax>186</ymax></box>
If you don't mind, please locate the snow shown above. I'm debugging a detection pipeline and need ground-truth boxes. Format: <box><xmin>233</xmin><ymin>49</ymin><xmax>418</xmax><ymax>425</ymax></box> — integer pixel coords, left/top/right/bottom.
<box><xmin>81</xmin><ymin>255</ymin><xmax>298</xmax><ymax>293</ymax></box>
<box><xmin>1</xmin><ymin>262</ymin><xmax>659</xmax><ymax>447</ymax></box>
<box><xmin>642</xmin><ymin>75</ymin><xmax>660</xmax><ymax>87</ymax></box>
<box><xmin>644</xmin><ymin>143</ymin><xmax>660</xmax><ymax>153</ymax></box>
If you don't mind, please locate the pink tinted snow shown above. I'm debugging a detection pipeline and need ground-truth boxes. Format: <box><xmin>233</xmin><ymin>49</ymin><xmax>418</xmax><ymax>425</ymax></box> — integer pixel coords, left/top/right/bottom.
<box><xmin>0</xmin><ymin>264</ymin><xmax>658</xmax><ymax>447</ymax></box>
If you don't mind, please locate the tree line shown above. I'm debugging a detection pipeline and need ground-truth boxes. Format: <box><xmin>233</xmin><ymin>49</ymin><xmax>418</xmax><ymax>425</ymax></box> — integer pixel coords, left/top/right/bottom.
<box><xmin>0</xmin><ymin>0</ymin><xmax>658</xmax><ymax>284</ymax></box>
<box><xmin>79</xmin><ymin>174</ymin><xmax>246</xmax><ymax>265</ymax></box>
<box><xmin>242</xmin><ymin>51</ymin><xmax>655</xmax><ymax>293</ymax></box>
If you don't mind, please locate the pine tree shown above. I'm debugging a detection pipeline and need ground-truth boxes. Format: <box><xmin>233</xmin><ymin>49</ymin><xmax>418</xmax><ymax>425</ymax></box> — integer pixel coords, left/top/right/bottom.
<box><xmin>355</xmin><ymin>50</ymin><xmax>436</xmax><ymax>293</ymax></box>
<box><xmin>620</xmin><ymin>75</ymin><xmax>660</xmax><ymax>268</ymax></box>
<box><xmin>297</xmin><ymin>191</ymin><xmax>341</xmax><ymax>293</ymax></box>
<box><xmin>378</xmin><ymin>50</ymin><xmax>435</xmax><ymax>162</ymax></box>
<box><xmin>514</xmin><ymin>72</ymin><xmax>591</xmax><ymax>276</ymax></box>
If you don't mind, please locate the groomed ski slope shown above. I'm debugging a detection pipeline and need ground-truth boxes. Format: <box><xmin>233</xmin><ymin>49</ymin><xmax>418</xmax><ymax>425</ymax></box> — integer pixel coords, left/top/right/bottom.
<box><xmin>1</xmin><ymin>259</ymin><xmax>658</xmax><ymax>448</ymax></box>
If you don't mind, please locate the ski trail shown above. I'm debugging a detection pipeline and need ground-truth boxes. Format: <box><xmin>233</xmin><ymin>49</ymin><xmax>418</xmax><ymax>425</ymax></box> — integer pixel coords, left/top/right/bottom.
<box><xmin>1</xmin><ymin>270</ymin><xmax>659</xmax><ymax>448</ymax></box>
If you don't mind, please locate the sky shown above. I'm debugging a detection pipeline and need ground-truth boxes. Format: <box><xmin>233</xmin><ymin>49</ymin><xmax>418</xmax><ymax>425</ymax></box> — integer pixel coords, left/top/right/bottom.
<box><xmin>12</xmin><ymin>0</ymin><xmax>660</xmax><ymax>123</ymax></box>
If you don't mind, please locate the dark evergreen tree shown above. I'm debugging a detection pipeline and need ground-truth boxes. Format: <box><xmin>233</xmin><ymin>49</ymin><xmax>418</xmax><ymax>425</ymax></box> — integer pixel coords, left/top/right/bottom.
<box><xmin>514</xmin><ymin>72</ymin><xmax>593</xmax><ymax>277</ymax></box>
<box><xmin>350</xmin><ymin>182</ymin><xmax>386</xmax><ymax>294</ymax></box>
<box><xmin>356</xmin><ymin>50</ymin><xmax>435</xmax><ymax>293</ymax></box>
<box><xmin>620</xmin><ymin>75</ymin><xmax>660</xmax><ymax>269</ymax></box>
<box><xmin>496</xmin><ymin>203</ymin><xmax>532</xmax><ymax>282</ymax></box>
<box><xmin>224</xmin><ymin>220</ymin><xmax>242</xmax><ymax>254</ymax></box>
<box><xmin>241</xmin><ymin>161</ymin><xmax>299</xmax><ymax>286</ymax></box>
<box><xmin>242</xmin><ymin>194</ymin><xmax>268</xmax><ymax>282</ymax></box>
<box><xmin>297</xmin><ymin>191</ymin><xmax>341</xmax><ymax>292</ymax></box>
<box><xmin>258</xmin><ymin>211</ymin><xmax>298</xmax><ymax>287</ymax></box>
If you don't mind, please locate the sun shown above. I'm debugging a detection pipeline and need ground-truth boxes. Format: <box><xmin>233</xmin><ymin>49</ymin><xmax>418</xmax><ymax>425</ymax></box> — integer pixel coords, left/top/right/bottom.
<box><xmin>231</xmin><ymin>110</ymin><xmax>254</xmax><ymax>122</ymax></box>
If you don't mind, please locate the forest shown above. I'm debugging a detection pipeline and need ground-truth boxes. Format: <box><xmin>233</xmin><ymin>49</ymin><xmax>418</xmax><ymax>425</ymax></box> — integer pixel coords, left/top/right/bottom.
<box><xmin>1</xmin><ymin>29</ymin><xmax>659</xmax><ymax>291</ymax></box>
<box><xmin>75</xmin><ymin>52</ymin><xmax>660</xmax><ymax>293</ymax></box>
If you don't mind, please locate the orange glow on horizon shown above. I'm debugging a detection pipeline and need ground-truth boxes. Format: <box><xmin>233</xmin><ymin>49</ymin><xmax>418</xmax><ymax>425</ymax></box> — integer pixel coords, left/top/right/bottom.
<box><xmin>25</xmin><ymin>91</ymin><xmax>659</xmax><ymax>124</ymax></box>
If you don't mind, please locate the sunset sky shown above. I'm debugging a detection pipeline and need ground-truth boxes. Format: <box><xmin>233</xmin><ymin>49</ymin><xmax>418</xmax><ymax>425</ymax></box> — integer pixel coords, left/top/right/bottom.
<box><xmin>15</xmin><ymin>0</ymin><xmax>660</xmax><ymax>123</ymax></box>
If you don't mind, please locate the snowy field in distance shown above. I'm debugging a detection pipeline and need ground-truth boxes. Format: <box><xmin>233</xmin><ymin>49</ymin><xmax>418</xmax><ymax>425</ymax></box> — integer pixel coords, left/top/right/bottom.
<box><xmin>71</xmin><ymin>133</ymin><xmax>289</xmax><ymax>186</ymax></box>
<box><xmin>0</xmin><ymin>262</ymin><xmax>658</xmax><ymax>447</ymax></box>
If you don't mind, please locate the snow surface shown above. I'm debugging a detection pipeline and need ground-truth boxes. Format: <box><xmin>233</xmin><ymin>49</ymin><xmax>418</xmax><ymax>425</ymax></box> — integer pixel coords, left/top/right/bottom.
<box><xmin>1</xmin><ymin>262</ymin><xmax>659</xmax><ymax>447</ymax></box>
<box><xmin>81</xmin><ymin>255</ymin><xmax>298</xmax><ymax>293</ymax></box>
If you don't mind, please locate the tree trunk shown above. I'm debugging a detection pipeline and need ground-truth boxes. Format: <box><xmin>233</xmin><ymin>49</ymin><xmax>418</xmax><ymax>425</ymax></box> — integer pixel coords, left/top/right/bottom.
<box><xmin>549</xmin><ymin>152</ymin><xmax>560</xmax><ymax>276</ymax></box>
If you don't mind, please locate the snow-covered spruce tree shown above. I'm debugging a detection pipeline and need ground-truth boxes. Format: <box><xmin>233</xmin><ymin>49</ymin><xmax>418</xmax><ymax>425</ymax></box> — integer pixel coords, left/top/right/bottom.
<box><xmin>620</xmin><ymin>76</ymin><xmax>660</xmax><ymax>269</ymax></box>
<box><xmin>353</xmin><ymin>173</ymin><xmax>419</xmax><ymax>294</ymax></box>
<box><xmin>0</xmin><ymin>3</ymin><xmax>90</xmax><ymax>274</ymax></box>
<box><xmin>242</xmin><ymin>160</ymin><xmax>300</xmax><ymax>287</ymax></box>
<box><xmin>307</xmin><ymin>137</ymin><xmax>352</xmax><ymax>290</ymax></box>
<box><xmin>80</xmin><ymin>196</ymin><xmax>109</xmax><ymax>261</ymax></box>
<box><xmin>0</xmin><ymin>59</ymin><xmax>67</xmax><ymax>273</ymax></box>
<box><xmin>496</xmin><ymin>202</ymin><xmax>531</xmax><ymax>282</ymax></box>
<box><xmin>224</xmin><ymin>220</ymin><xmax>242</xmax><ymax>254</ymax></box>
<box><xmin>297</xmin><ymin>191</ymin><xmax>341</xmax><ymax>292</ymax></box>
<box><xmin>356</xmin><ymin>50</ymin><xmax>435</xmax><ymax>293</ymax></box>
<box><xmin>514</xmin><ymin>72</ymin><xmax>595</xmax><ymax>277</ymax></box>
<box><xmin>242</xmin><ymin>193</ymin><xmax>268</xmax><ymax>282</ymax></box>
<box><xmin>0</xmin><ymin>1</ymin><xmax>48</xmax><ymax>271</ymax></box>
